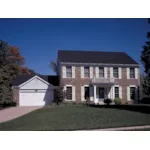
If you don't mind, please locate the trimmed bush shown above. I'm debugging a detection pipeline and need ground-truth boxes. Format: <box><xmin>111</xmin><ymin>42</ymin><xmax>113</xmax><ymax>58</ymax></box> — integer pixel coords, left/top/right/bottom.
<box><xmin>114</xmin><ymin>98</ymin><xmax>122</xmax><ymax>105</ymax></box>
<box><xmin>104</xmin><ymin>98</ymin><xmax>112</xmax><ymax>105</ymax></box>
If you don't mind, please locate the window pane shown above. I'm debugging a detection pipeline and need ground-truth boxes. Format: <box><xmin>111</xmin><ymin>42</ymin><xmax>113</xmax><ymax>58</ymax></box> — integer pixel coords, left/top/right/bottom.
<box><xmin>66</xmin><ymin>87</ymin><xmax>72</xmax><ymax>100</ymax></box>
<box><xmin>113</xmin><ymin>67</ymin><xmax>118</xmax><ymax>78</ymax></box>
<box><xmin>115</xmin><ymin>87</ymin><xmax>119</xmax><ymax>98</ymax></box>
<box><xmin>84</xmin><ymin>87</ymin><xmax>90</xmax><ymax>100</ymax></box>
<box><xmin>130</xmin><ymin>87</ymin><xmax>135</xmax><ymax>100</ymax></box>
<box><xmin>84</xmin><ymin>67</ymin><xmax>90</xmax><ymax>77</ymax></box>
<box><xmin>66</xmin><ymin>66</ymin><xmax>72</xmax><ymax>77</ymax></box>
<box><xmin>130</xmin><ymin>68</ymin><xmax>135</xmax><ymax>78</ymax></box>
<box><xmin>99</xmin><ymin>67</ymin><xmax>104</xmax><ymax>77</ymax></box>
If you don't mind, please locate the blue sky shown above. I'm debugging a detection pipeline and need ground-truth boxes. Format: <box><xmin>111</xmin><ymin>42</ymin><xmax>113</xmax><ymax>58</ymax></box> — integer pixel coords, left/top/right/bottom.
<box><xmin>0</xmin><ymin>18</ymin><xmax>149</xmax><ymax>75</ymax></box>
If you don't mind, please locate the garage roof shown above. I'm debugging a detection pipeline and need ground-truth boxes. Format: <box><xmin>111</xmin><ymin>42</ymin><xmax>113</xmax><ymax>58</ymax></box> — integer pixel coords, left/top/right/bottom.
<box><xmin>12</xmin><ymin>75</ymin><xmax>59</xmax><ymax>86</ymax></box>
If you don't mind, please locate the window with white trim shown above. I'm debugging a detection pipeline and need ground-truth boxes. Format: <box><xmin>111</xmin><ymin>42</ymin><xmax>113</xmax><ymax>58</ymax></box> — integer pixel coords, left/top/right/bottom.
<box><xmin>130</xmin><ymin>87</ymin><xmax>136</xmax><ymax>100</ymax></box>
<box><xmin>84</xmin><ymin>67</ymin><xmax>90</xmax><ymax>78</ymax></box>
<box><xmin>114</xmin><ymin>87</ymin><xmax>119</xmax><ymax>98</ymax></box>
<box><xmin>84</xmin><ymin>86</ymin><xmax>90</xmax><ymax>100</ymax></box>
<box><xmin>130</xmin><ymin>68</ymin><xmax>135</xmax><ymax>78</ymax></box>
<box><xmin>99</xmin><ymin>67</ymin><xmax>104</xmax><ymax>78</ymax></box>
<box><xmin>66</xmin><ymin>66</ymin><xmax>72</xmax><ymax>78</ymax></box>
<box><xmin>66</xmin><ymin>86</ymin><xmax>72</xmax><ymax>100</ymax></box>
<box><xmin>113</xmin><ymin>67</ymin><xmax>119</xmax><ymax>78</ymax></box>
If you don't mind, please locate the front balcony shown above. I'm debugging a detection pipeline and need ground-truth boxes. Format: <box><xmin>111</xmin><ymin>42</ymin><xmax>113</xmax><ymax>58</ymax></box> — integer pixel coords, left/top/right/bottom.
<box><xmin>91</xmin><ymin>77</ymin><xmax>115</xmax><ymax>85</ymax></box>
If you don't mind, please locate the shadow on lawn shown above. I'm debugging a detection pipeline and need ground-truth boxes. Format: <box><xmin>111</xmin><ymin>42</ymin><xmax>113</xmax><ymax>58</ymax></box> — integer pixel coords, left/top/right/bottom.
<box><xmin>89</xmin><ymin>104</ymin><xmax>150</xmax><ymax>114</ymax></box>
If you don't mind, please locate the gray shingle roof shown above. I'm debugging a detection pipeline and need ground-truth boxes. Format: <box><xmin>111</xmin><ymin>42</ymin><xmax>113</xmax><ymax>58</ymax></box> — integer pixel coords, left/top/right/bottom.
<box><xmin>58</xmin><ymin>50</ymin><xmax>138</xmax><ymax>65</ymax></box>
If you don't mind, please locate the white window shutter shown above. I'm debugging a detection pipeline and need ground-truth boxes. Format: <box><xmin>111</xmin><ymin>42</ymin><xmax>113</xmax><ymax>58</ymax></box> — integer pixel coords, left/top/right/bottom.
<box><xmin>119</xmin><ymin>67</ymin><xmax>122</xmax><ymax>79</ymax></box>
<box><xmin>62</xmin><ymin>66</ymin><xmax>66</xmax><ymax>78</ymax></box>
<box><xmin>81</xmin><ymin>86</ymin><xmax>85</xmax><ymax>101</ymax></box>
<box><xmin>135</xmin><ymin>86</ymin><xmax>138</xmax><ymax>100</ymax></box>
<box><xmin>90</xmin><ymin>67</ymin><xmax>93</xmax><ymax>78</ymax></box>
<box><xmin>72</xmin><ymin>66</ymin><xmax>75</xmax><ymax>78</ymax></box>
<box><xmin>126</xmin><ymin>68</ymin><xmax>130</xmax><ymax>79</ymax></box>
<box><xmin>81</xmin><ymin>66</ymin><xmax>84</xmax><ymax>78</ymax></box>
<box><xmin>90</xmin><ymin>86</ymin><xmax>93</xmax><ymax>101</ymax></box>
<box><xmin>104</xmin><ymin>67</ymin><xmax>107</xmax><ymax>78</ymax></box>
<box><xmin>135</xmin><ymin>68</ymin><xmax>138</xmax><ymax>79</ymax></box>
<box><xmin>112</xmin><ymin>86</ymin><xmax>114</xmax><ymax>100</ymax></box>
<box><xmin>63</xmin><ymin>86</ymin><xmax>66</xmax><ymax>101</ymax></box>
<box><xmin>110</xmin><ymin>67</ymin><xmax>113</xmax><ymax>78</ymax></box>
<box><xmin>127</xmin><ymin>86</ymin><xmax>130</xmax><ymax>101</ymax></box>
<box><xmin>72</xmin><ymin>86</ymin><xmax>75</xmax><ymax>101</ymax></box>
<box><xmin>95</xmin><ymin>67</ymin><xmax>99</xmax><ymax>78</ymax></box>
<box><xmin>119</xmin><ymin>86</ymin><xmax>122</xmax><ymax>99</ymax></box>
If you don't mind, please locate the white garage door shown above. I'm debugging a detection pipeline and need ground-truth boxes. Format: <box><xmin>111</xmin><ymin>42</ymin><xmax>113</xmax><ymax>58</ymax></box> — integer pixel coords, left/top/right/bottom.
<box><xmin>19</xmin><ymin>89</ymin><xmax>54</xmax><ymax>106</ymax></box>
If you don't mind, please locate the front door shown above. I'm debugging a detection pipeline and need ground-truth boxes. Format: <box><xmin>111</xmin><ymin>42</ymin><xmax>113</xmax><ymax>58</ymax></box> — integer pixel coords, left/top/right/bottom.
<box><xmin>99</xmin><ymin>87</ymin><xmax>105</xmax><ymax>99</ymax></box>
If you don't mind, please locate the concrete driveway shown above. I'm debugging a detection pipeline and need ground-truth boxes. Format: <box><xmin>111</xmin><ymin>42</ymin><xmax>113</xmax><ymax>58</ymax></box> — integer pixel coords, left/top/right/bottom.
<box><xmin>0</xmin><ymin>106</ymin><xmax>42</xmax><ymax>123</ymax></box>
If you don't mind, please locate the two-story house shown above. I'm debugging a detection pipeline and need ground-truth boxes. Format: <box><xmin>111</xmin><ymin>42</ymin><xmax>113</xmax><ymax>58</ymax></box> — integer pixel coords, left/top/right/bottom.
<box><xmin>57</xmin><ymin>50</ymin><xmax>140</xmax><ymax>104</ymax></box>
<box><xmin>12</xmin><ymin>50</ymin><xmax>140</xmax><ymax>106</ymax></box>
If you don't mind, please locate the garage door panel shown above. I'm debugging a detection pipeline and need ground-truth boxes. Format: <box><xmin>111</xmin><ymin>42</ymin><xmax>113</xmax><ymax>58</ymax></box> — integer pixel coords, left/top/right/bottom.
<box><xmin>19</xmin><ymin>90</ymin><xmax>53</xmax><ymax>106</ymax></box>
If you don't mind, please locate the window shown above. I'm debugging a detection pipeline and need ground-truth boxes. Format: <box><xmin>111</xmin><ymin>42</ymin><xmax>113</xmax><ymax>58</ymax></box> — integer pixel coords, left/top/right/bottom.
<box><xmin>99</xmin><ymin>67</ymin><xmax>104</xmax><ymax>78</ymax></box>
<box><xmin>84</xmin><ymin>67</ymin><xmax>90</xmax><ymax>78</ymax></box>
<box><xmin>84</xmin><ymin>87</ymin><xmax>90</xmax><ymax>100</ymax></box>
<box><xmin>113</xmin><ymin>67</ymin><xmax>119</xmax><ymax>78</ymax></box>
<box><xmin>66</xmin><ymin>87</ymin><xmax>72</xmax><ymax>100</ymax></box>
<box><xmin>114</xmin><ymin>87</ymin><xmax>119</xmax><ymax>98</ymax></box>
<box><xmin>66</xmin><ymin>66</ymin><xmax>72</xmax><ymax>78</ymax></box>
<box><xmin>130</xmin><ymin>87</ymin><xmax>136</xmax><ymax>100</ymax></box>
<box><xmin>130</xmin><ymin>68</ymin><xmax>135</xmax><ymax>78</ymax></box>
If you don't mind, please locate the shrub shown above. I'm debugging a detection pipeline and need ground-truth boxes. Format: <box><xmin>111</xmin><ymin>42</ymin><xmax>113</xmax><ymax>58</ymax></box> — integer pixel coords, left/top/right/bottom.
<box><xmin>103</xmin><ymin>98</ymin><xmax>112</xmax><ymax>105</ymax></box>
<box><xmin>54</xmin><ymin>86</ymin><xmax>64</xmax><ymax>105</ymax></box>
<box><xmin>114</xmin><ymin>98</ymin><xmax>122</xmax><ymax>105</ymax></box>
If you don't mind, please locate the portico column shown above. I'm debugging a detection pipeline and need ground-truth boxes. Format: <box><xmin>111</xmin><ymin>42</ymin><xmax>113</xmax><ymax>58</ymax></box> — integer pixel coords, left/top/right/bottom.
<box><xmin>94</xmin><ymin>85</ymin><xmax>96</xmax><ymax>104</ymax></box>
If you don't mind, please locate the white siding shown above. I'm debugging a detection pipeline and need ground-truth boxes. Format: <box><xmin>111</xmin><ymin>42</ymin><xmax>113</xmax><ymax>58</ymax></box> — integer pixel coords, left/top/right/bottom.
<box><xmin>126</xmin><ymin>68</ymin><xmax>130</xmax><ymax>79</ymax></box>
<box><xmin>20</xmin><ymin>77</ymin><xmax>49</xmax><ymax>90</ymax></box>
<box><xmin>110</xmin><ymin>67</ymin><xmax>113</xmax><ymax>78</ymax></box>
<box><xmin>119</xmin><ymin>67</ymin><xmax>122</xmax><ymax>79</ymax></box>
<box><xmin>135</xmin><ymin>68</ymin><xmax>138</xmax><ymax>79</ymax></box>
<box><xmin>81</xmin><ymin>66</ymin><xmax>84</xmax><ymax>78</ymax></box>
<box><xmin>95</xmin><ymin>67</ymin><xmax>99</xmax><ymax>78</ymax></box>
<box><xmin>90</xmin><ymin>67</ymin><xmax>93</xmax><ymax>78</ymax></box>
<box><xmin>62</xmin><ymin>66</ymin><xmax>66</xmax><ymax>78</ymax></box>
<box><xmin>72</xmin><ymin>66</ymin><xmax>75</xmax><ymax>78</ymax></box>
<box><xmin>104</xmin><ymin>67</ymin><xmax>107</xmax><ymax>78</ymax></box>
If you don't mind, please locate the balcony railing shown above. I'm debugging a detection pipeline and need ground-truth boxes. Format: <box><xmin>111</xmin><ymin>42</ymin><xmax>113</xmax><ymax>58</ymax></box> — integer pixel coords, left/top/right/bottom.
<box><xmin>91</xmin><ymin>77</ymin><xmax>115</xmax><ymax>84</ymax></box>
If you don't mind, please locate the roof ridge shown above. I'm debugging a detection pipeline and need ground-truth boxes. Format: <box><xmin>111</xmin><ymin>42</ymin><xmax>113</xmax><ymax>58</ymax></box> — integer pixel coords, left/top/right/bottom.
<box><xmin>58</xmin><ymin>50</ymin><xmax>125</xmax><ymax>53</ymax></box>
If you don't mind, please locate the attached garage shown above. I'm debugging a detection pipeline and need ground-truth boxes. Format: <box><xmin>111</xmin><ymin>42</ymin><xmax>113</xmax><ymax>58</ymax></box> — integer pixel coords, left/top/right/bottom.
<box><xmin>12</xmin><ymin>75</ymin><xmax>59</xmax><ymax>106</ymax></box>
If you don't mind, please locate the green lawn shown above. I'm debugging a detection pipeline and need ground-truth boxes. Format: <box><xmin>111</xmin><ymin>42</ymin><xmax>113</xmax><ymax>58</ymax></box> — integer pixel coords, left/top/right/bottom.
<box><xmin>0</xmin><ymin>105</ymin><xmax>150</xmax><ymax>131</ymax></box>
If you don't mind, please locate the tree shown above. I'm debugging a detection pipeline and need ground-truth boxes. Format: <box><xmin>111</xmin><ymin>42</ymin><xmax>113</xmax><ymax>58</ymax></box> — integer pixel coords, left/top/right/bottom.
<box><xmin>141</xmin><ymin>19</ymin><xmax>150</xmax><ymax>96</ymax></box>
<box><xmin>54</xmin><ymin>86</ymin><xmax>64</xmax><ymax>105</ymax></box>
<box><xmin>49</xmin><ymin>60</ymin><xmax>58</xmax><ymax>75</ymax></box>
<box><xmin>0</xmin><ymin>40</ymin><xmax>35</xmax><ymax>105</ymax></box>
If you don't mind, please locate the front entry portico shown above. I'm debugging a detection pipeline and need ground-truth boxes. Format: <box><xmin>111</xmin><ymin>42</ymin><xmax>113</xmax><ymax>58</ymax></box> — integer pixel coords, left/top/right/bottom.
<box><xmin>91</xmin><ymin>77</ymin><xmax>115</xmax><ymax>104</ymax></box>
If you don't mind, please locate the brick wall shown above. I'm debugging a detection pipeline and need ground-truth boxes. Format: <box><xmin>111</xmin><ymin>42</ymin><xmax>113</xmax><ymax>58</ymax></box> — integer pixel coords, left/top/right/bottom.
<box><xmin>61</xmin><ymin>66</ymin><xmax>140</xmax><ymax>104</ymax></box>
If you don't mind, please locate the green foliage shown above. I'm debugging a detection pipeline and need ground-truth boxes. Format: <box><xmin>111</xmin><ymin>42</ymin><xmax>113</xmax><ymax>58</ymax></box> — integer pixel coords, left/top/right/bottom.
<box><xmin>54</xmin><ymin>86</ymin><xmax>64</xmax><ymax>105</ymax></box>
<box><xmin>141</xmin><ymin>19</ymin><xmax>150</xmax><ymax>95</ymax></box>
<box><xmin>114</xmin><ymin>98</ymin><xmax>122</xmax><ymax>105</ymax></box>
<box><xmin>103</xmin><ymin>98</ymin><xmax>112</xmax><ymax>105</ymax></box>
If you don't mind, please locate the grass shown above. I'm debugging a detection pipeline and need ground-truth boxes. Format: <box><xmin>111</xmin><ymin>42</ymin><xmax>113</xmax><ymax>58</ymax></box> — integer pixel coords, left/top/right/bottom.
<box><xmin>0</xmin><ymin>104</ymin><xmax>150</xmax><ymax>131</ymax></box>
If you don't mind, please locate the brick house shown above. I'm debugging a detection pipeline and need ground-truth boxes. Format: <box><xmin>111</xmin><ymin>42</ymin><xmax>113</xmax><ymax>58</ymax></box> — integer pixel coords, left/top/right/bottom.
<box><xmin>57</xmin><ymin>50</ymin><xmax>140</xmax><ymax>104</ymax></box>
<box><xmin>12</xmin><ymin>50</ymin><xmax>140</xmax><ymax>106</ymax></box>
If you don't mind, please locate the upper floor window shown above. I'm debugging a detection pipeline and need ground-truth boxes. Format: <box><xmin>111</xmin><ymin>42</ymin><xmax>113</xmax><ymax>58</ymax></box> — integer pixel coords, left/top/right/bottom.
<box><xmin>130</xmin><ymin>87</ymin><xmax>136</xmax><ymax>100</ymax></box>
<box><xmin>99</xmin><ymin>67</ymin><xmax>104</xmax><ymax>78</ymax></box>
<box><xmin>84</xmin><ymin>67</ymin><xmax>90</xmax><ymax>78</ymax></box>
<box><xmin>66</xmin><ymin>66</ymin><xmax>72</xmax><ymax>78</ymax></box>
<box><xmin>130</xmin><ymin>68</ymin><xmax>135</xmax><ymax>78</ymax></box>
<box><xmin>113</xmin><ymin>67</ymin><xmax>119</xmax><ymax>78</ymax></box>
